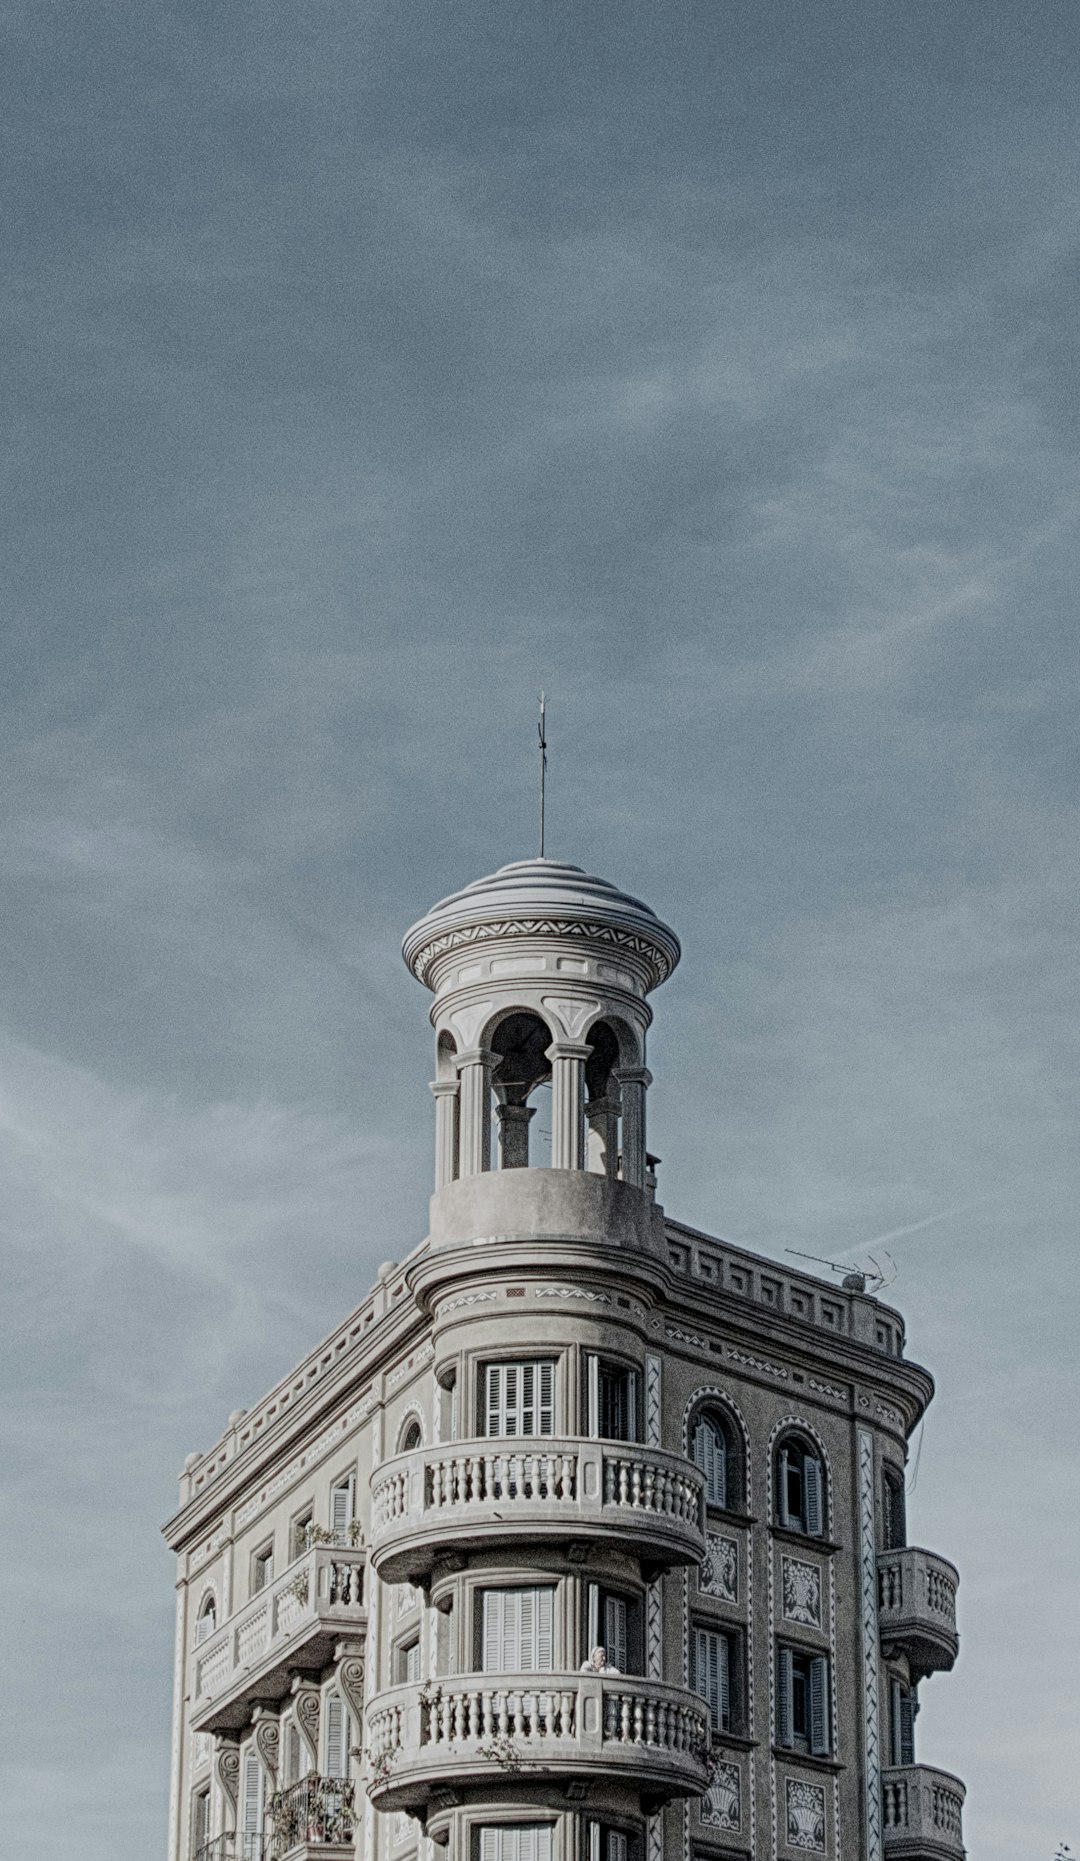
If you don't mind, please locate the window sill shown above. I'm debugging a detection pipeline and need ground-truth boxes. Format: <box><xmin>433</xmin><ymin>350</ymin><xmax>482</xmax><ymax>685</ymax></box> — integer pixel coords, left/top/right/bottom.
<box><xmin>710</xmin><ymin>1730</ymin><xmax>757</xmax><ymax>1753</ymax></box>
<box><xmin>771</xmin><ymin>1745</ymin><xmax>844</xmax><ymax>1775</ymax></box>
<box><xmin>703</xmin><ymin>1505</ymin><xmax>757</xmax><ymax>1529</ymax></box>
<box><xmin>768</xmin><ymin>1525</ymin><xmax>842</xmax><ymax>1554</ymax></box>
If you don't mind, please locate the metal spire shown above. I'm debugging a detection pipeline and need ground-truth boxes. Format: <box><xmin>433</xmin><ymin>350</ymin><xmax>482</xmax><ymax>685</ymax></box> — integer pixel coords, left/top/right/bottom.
<box><xmin>538</xmin><ymin>691</ymin><xmax>547</xmax><ymax>857</ymax></box>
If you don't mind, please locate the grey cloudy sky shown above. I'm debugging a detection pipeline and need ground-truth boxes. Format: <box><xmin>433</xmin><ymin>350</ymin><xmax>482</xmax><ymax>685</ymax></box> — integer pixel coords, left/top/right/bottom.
<box><xmin>2</xmin><ymin>2</ymin><xmax>1078</xmax><ymax>1854</ymax></box>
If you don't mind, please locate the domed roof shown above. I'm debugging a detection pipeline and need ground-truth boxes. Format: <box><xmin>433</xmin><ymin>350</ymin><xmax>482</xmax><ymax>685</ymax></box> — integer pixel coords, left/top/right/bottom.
<box><xmin>403</xmin><ymin>858</ymin><xmax>681</xmax><ymax>992</ymax></box>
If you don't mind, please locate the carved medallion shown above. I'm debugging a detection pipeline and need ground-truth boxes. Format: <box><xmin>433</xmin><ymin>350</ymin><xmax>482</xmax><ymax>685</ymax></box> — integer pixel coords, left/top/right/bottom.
<box><xmin>702</xmin><ymin>1761</ymin><xmax>740</xmax><ymax>1831</ymax></box>
<box><xmin>786</xmin><ymin>1780</ymin><xmax>826</xmax><ymax>1852</ymax></box>
<box><xmin>700</xmin><ymin>1533</ymin><xmax>738</xmax><ymax>1604</ymax></box>
<box><xmin>782</xmin><ymin>1556</ymin><xmax>822</xmax><ymax>1628</ymax></box>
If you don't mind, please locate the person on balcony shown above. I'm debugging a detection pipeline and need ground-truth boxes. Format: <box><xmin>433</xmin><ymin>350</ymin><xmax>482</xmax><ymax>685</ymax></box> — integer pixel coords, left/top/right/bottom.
<box><xmin>580</xmin><ymin>1646</ymin><xmax>620</xmax><ymax>1675</ymax></box>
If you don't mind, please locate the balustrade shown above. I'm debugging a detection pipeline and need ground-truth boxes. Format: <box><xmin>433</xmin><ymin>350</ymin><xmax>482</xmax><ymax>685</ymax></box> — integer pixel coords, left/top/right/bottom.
<box><xmin>881</xmin><ymin>1764</ymin><xmax>965</xmax><ymax>1857</ymax></box>
<box><xmin>877</xmin><ymin>1547</ymin><xmax>960</xmax><ymax>1678</ymax></box>
<box><xmin>269</xmin><ymin>1775</ymin><xmax>356</xmax><ymax>1856</ymax></box>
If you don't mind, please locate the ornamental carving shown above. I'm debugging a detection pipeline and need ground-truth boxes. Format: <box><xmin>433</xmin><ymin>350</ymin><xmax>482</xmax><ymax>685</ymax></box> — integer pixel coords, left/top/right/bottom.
<box><xmin>408</xmin><ymin>915</ymin><xmax>675</xmax><ymax>986</ymax></box>
<box><xmin>215</xmin><ymin>1739</ymin><xmax>240</xmax><ymax>1827</ymax></box>
<box><xmin>782</xmin><ymin>1556</ymin><xmax>822</xmax><ymax>1628</ymax></box>
<box><xmin>338</xmin><ymin>1654</ymin><xmax>366</xmax><ymax>1727</ymax></box>
<box><xmin>702</xmin><ymin>1761</ymin><xmax>741</xmax><ymax>1831</ymax></box>
<box><xmin>700</xmin><ymin>1534</ymin><xmax>738</xmax><ymax>1605</ymax></box>
<box><xmin>294</xmin><ymin>1685</ymin><xmax>321</xmax><ymax>1762</ymax></box>
<box><xmin>786</xmin><ymin>1779</ymin><xmax>826</xmax><ymax>1851</ymax></box>
<box><xmin>254</xmin><ymin>1715</ymin><xmax>279</xmax><ymax>1780</ymax></box>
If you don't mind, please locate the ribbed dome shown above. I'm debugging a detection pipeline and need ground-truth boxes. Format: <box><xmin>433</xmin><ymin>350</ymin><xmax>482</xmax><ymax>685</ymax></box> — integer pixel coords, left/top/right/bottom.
<box><xmin>403</xmin><ymin>858</ymin><xmax>680</xmax><ymax>992</ymax></box>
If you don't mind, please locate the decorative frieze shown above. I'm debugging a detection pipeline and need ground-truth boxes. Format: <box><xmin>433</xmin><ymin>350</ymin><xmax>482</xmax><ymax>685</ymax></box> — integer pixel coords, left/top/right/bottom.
<box><xmin>782</xmin><ymin>1557</ymin><xmax>822</xmax><ymax>1628</ymax></box>
<box><xmin>537</xmin><ymin>1285</ymin><xmax>613</xmax><ymax>1304</ymax></box>
<box><xmin>235</xmin><ymin>1402</ymin><xmax>368</xmax><ymax>1528</ymax></box>
<box><xmin>786</xmin><ymin>1779</ymin><xmax>826</xmax><ymax>1852</ymax></box>
<box><xmin>438</xmin><ymin>1291</ymin><xmax>498</xmax><ymax>1314</ymax></box>
<box><xmin>700</xmin><ymin>1533</ymin><xmax>738</xmax><ymax>1605</ymax></box>
<box><xmin>727</xmin><ymin>1346</ymin><xmax>789</xmax><ymax>1382</ymax></box>
<box><xmin>702</xmin><ymin>1760</ymin><xmax>741</xmax><ymax>1831</ymax></box>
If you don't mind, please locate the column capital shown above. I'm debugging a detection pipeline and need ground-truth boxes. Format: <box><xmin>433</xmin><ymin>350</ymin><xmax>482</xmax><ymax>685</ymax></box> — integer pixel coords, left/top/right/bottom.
<box><xmin>545</xmin><ymin>1039</ymin><xmax>593</xmax><ymax>1063</ymax></box>
<box><xmin>455</xmin><ymin>1046</ymin><xmax>497</xmax><ymax>1070</ymax></box>
<box><xmin>615</xmin><ymin>1065</ymin><xmax>653</xmax><ymax>1088</ymax></box>
<box><xmin>430</xmin><ymin>1077</ymin><xmax>460</xmax><ymax>1099</ymax></box>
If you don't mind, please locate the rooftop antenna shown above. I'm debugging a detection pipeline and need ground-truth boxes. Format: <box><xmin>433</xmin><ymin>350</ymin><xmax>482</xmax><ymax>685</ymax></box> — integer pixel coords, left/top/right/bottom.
<box><xmin>538</xmin><ymin>691</ymin><xmax>548</xmax><ymax>856</ymax></box>
<box><xmin>784</xmin><ymin>1246</ymin><xmax>897</xmax><ymax>1295</ymax></box>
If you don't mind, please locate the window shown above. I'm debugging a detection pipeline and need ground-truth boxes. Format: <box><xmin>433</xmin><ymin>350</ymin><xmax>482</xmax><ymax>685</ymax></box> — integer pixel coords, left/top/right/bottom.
<box><xmin>585</xmin><ymin>1584</ymin><xmax>642</xmax><ymax>1675</ymax></box>
<box><xmin>396</xmin><ymin>1636</ymin><xmax>422</xmax><ymax>1684</ymax></box>
<box><xmin>690</xmin><ymin>1625</ymin><xmax>737</xmax><ymax>1733</ymax></box>
<box><xmin>775</xmin><ymin>1438</ymin><xmax>825</xmax><ymax>1538</ymax></box>
<box><xmin>585</xmin><ymin>1356</ymin><xmax>639</xmax><ymax>1442</ymax></box>
<box><xmin>330</xmin><ymin>1474</ymin><xmax>356</xmax><ymax>1544</ymax></box>
<box><xmin>690</xmin><ymin>1410</ymin><xmax>739</xmax><ymax>1510</ymax></box>
<box><xmin>889</xmin><ymin>1678</ymin><xmax>916</xmax><ymax>1767</ymax></box>
<box><xmin>882</xmin><ymin>1467</ymin><xmax>907</xmax><ymax>1551</ymax></box>
<box><xmin>291</xmin><ymin>1511</ymin><xmax>314</xmax><ymax>1561</ymax></box>
<box><xmin>194</xmin><ymin>1595</ymin><xmax>217</xmax><ymax>1645</ymax></box>
<box><xmin>324</xmin><ymin>1691</ymin><xmax>350</xmax><ymax>1778</ymax></box>
<box><xmin>252</xmin><ymin>1544</ymin><xmax>274</xmax><ymax>1593</ymax></box>
<box><xmin>241</xmin><ymin>1748</ymin><xmax>264</xmax><ymax>1861</ymax></box>
<box><xmin>776</xmin><ymin>1647</ymin><xmax>831</xmax><ymax>1756</ymax></box>
<box><xmin>586</xmin><ymin>1827</ymin><xmax>636</xmax><ymax>1861</ymax></box>
<box><xmin>477</xmin><ymin>1828</ymin><xmax>553</xmax><ymax>1861</ymax></box>
<box><xmin>400</xmin><ymin>1419</ymin><xmax>423</xmax><ymax>1453</ymax></box>
<box><xmin>191</xmin><ymin>1784</ymin><xmax>210</xmax><ymax>1858</ymax></box>
<box><xmin>480</xmin><ymin>1587</ymin><xmax>555</xmax><ymax>1672</ymax></box>
<box><xmin>481</xmin><ymin>1361</ymin><xmax>555</xmax><ymax>1437</ymax></box>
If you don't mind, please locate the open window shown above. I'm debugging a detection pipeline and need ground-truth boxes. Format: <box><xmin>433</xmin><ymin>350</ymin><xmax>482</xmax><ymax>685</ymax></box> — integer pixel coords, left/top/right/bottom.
<box><xmin>690</xmin><ymin>1624</ymin><xmax>743</xmax><ymax>1735</ymax></box>
<box><xmin>191</xmin><ymin>1783</ymin><xmax>210</xmax><ymax>1859</ymax></box>
<box><xmin>775</xmin><ymin>1436</ymin><xmax>826</xmax><ymax>1538</ymax></box>
<box><xmin>584</xmin><ymin>1582</ymin><xmax>643</xmax><ymax>1675</ymax></box>
<box><xmin>251</xmin><ymin>1543</ymin><xmax>274</xmax><ymax>1594</ymax></box>
<box><xmin>330</xmin><ymin>1473</ymin><xmax>356</xmax><ymax>1544</ymax></box>
<box><xmin>585</xmin><ymin>1827</ymin><xmax>638</xmax><ymax>1861</ymax></box>
<box><xmin>889</xmin><ymin>1677</ymin><xmax>917</xmax><ymax>1767</ymax></box>
<box><xmin>193</xmin><ymin>1593</ymin><xmax>217</xmax><ymax>1645</ymax></box>
<box><xmin>776</xmin><ymin>1646</ymin><xmax>831</xmax><ymax>1755</ymax></box>
<box><xmin>399</xmin><ymin>1418</ymin><xmax>423</xmax><ymax>1454</ymax></box>
<box><xmin>241</xmin><ymin>1748</ymin><xmax>264</xmax><ymax>1861</ymax></box>
<box><xmin>585</xmin><ymin>1355</ymin><xmax>639</xmax><ymax>1442</ymax></box>
<box><xmin>689</xmin><ymin>1405</ymin><xmax>742</xmax><ymax>1511</ymax></box>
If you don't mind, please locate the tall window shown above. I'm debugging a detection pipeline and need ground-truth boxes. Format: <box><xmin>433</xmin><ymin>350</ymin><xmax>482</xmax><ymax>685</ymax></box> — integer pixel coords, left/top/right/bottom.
<box><xmin>585</xmin><ymin>1583</ymin><xmax>642</xmax><ymax>1675</ymax></box>
<box><xmin>477</xmin><ymin>1828</ymin><xmax>553</xmax><ymax>1861</ymax></box>
<box><xmin>290</xmin><ymin>1511</ymin><xmax>314</xmax><ymax>1561</ymax></box>
<box><xmin>330</xmin><ymin>1474</ymin><xmax>356</xmax><ymax>1544</ymax></box>
<box><xmin>585</xmin><ymin>1357</ymin><xmax>639</xmax><ymax>1442</ymax></box>
<box><xmin>324</xmin><ymin>1693</ymin><xmax>351</xmax><ymax>1778</ymax></box>
<box><xmin>481</xmin><ymin>1361</ymin><xmax>555</xmax><ymax>1437</ymax></box>
<box><xmin>690</xmin><ymin>1410</ymin><xmax>738</xmax><ymax>1510</ymax></box>
<box><xmin>191</xmin><ymin>1784</ymin><xmax>210</xmax><ymax>1858</ymax></box>
<box><xmin>400</xmin><ymin>1419</ymin><xmax>423</xmax><ymax>1454</ymax></box>
<box><xmin>586</xmin><ymin>1827</ymin><xmax>634</xmax><ymax>1861</ymax></box>
<box><xmin>776</xmin><ymin>1647</ymin><xmax>831</xmax><ymax>1755</ymax></box>
<box><xmin>690</xmin><ymin>1625</ymin><xmax>735</xmax><ymax>1733</ymax></box>
<box><xmin>480</xmin><ymin>1587</ymin><xmax>555</xmax><ymax>1672</ymax></box>
<box><xmin>252</xmin><ymin>1544</ymin><xmax>274</xmax><ymax>1593</ymax></box>
<box><xmin>889</xmin><ymin>1678</ymin><xmax>916</xmax><ymax>1767</ymax></box>
<box><xmin>882</xmin><ymin>1467</ymin><xmax>907</xmax><ymax>1550</ymax></box>
<box><xmin>241</xmin><ymin>1749</ymin><xmax>264</xmax><ymax>1861</ymax></box>
<box><xmin>396</xmin><ymin>1636</ymin><xmax>421</xmax><ymax>1684</ymax></box>
<box><xmin>775</xmin><ymin>1438</ymin><xmax>826</xmax><ymax>1538</ymax></box>
<box><xmin>194</xmin><ymin>1595</ymin><xmax>217</xmax><ymax>1645</ymax></box>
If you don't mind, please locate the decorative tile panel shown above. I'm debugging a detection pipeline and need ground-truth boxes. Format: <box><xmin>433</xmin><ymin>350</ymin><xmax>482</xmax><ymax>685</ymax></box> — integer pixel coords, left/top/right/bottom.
<box><xmin>786</xmin><ymin>1779</ymin><xmax>826</xmax><ymax>1852</ymax></box>
<box><xmin>702</xmin><ymin>1760</ymin><xmax>741</xmax><ymax>1831</ymax></box>
<box><xmin>700</xmin><ymin>1532</ymin><xmax>738</xmax><ymax>1605</ymax></box>
<box><xmin>782</xmin><ymin>1556</ymin><xmax>822</xmax><ymax>1627</ymax></box>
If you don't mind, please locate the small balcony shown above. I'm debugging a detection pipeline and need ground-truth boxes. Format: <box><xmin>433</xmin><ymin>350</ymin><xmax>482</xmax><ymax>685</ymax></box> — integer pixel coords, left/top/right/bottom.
<box><xmin>882</xmin><ymin>1764</ymin><xmax>966</xmax><ymax>1858</ymax></box>
<box><xmin>366</xmin><ymin>1672</ymin><xmax>711</xmax><ymax>1813</ymax></box>
<box><xmin>877</xmin><ymin>1548</ymin><xmax>959</xmax><ymax>1678</ymax></box>
<box><xmin>191</xmin><ymin>1547</ymin><xmax>366</xmax><ymax>1734</ymax></box>
<box><xmin>370</xmin><ymin>1439</ymin><xmax>705</xmax><ymax>1583</ymax></box>
<box><xmin>268</xmin><ymin>1775</ymin><xmax>356</xmax><ymax>1860</ymax></box>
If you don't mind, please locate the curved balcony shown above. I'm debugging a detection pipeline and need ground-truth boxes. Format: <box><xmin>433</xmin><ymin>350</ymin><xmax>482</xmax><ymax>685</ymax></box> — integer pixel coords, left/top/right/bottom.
<box><xmin>371</xmin><ymin>1439</ymin><xmax>705</xmax><ymax>1583</ymax></box>
<box><xmin>190</xmin><ymin>1546</ymin><xmax>366</xmax><ymax>1735</ymax></box>
<box><xmin>878</xmin><ymin>1548</ymin><xmax>959</xmax><ymax>1679</ymax></box>
<box><xmin>882</xmin><ymin>1764</ymin><xmax>966</xmax><ymax>1859</ymax></box>
<box><xmin>367</xmin><ymin>1672</ymin><xmax>710</xmax><ymax>1812</ymax></box>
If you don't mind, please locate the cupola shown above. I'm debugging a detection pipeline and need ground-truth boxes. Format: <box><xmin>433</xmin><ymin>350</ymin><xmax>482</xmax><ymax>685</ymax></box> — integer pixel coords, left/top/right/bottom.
<box><xmin>402</xmin><ymin>858</ymin><xmax>680</xmax><ymax>1193</ymax></box>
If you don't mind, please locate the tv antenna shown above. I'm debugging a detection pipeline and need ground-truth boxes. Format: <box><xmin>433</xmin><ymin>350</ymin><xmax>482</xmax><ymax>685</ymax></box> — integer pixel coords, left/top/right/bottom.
<box><xmin>784</xmin><ymin>1247</ymin><xmax>897</xmax><ymax>1294</ymax></box>
<box><xmin>538</xmin><ymin>691</ymin><xmax>548</xmax><ymax>857</ymax></box>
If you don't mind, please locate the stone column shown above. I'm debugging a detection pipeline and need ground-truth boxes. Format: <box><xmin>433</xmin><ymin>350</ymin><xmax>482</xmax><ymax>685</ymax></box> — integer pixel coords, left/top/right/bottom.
<box><xmin>585</xmin><ymin>1095</ymin><xmax>621</xmax><ymax>1178</ymax></box>
<box><xmin>547</xmin><ymin>1041</ymin><xmax>590</xmax><ymax>1171</ymax></box>
<box><xmin>430</xmin><ymin>1077</ymin><xmax>459</xmax><ymax>1189</ymax></box>
<box><xmin>495</xmin><ymin>1100</ymin><xmax>535</xmax><ymax>1169</ymax></box>
<box><xmin>456</xmin><ymin>1048</ymin><xmax>495</xmax><ymax>1177</ymax></box>
<box><xmin>616</xmin><ymin>1066</ymin><xmax>652</xmax><ymax>1187</ymax></box>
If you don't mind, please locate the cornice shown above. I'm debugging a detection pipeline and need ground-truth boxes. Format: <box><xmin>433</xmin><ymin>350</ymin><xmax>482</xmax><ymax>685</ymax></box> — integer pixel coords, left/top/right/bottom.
<box><xmin>406</xmin><ymin>915</ymin><xmax>678</xmax><ymax>991</ymax></box>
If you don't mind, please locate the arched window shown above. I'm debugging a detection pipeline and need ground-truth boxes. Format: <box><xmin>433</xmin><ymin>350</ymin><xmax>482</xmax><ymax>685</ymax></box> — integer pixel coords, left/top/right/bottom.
<box><xmin>775</xmin><ymin>1435</ymin><xmax>826</xmax><ymax>1538</ymax></box>
<box><xmin>490</xmin><ymin>1012</ymin><xmax>554</xmax><ymax>1170</ymax></box>
<box><xmin>689</xmin><ymin>1408</ymin><xmax>741</xmax><ymax>1511</ymax></box>
<box><xmin>194</xmin><ymin>1593</ymin><xmax>217</xmax><ymax>1644</ymax></box>
<box><xmin>399</xmin><ymin>1418</ymin><xmax>422</xmax><ymax>1454</ymax></box>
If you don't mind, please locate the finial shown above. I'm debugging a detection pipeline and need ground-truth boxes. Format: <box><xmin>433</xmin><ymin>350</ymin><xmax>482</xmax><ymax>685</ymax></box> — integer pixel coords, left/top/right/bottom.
<box><xmin>538</xmin><ymin>691</ymin><xmax>548</xmax><ymax>857</ymax></box>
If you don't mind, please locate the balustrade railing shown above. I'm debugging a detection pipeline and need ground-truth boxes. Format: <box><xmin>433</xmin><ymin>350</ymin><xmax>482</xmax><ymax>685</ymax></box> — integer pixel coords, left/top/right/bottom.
<box><xmin>876</xmin><ymin>1547</ymin><xmax>959</xmax><ymax>1677</ymax></box>
<box><xmin>192</xmin><ymin>1546</ymin><xmax>366</xmax><ymax>1708</ymax></box>
<box><xmin>269</xmin><ymin>1775</ymin><xmax>356</xmax><ymax>1855</ymax></box>
<box><xmin>882</xmin><ymin>1764</ymin><xmax>965</xmax><ymax>1855</ymax></box>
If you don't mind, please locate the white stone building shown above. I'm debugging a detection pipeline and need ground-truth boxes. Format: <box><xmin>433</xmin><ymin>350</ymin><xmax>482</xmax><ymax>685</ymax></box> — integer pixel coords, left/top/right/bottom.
<box><xmin>164</xmin><ymin>858</ymin><xmax>964</xmax><ymax>1861</ymax></box>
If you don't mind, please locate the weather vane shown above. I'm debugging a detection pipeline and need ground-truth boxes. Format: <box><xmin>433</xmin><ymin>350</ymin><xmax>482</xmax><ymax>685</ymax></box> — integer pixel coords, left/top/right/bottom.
<box><xmin>538</xmin><ymin>691</ymin><xmax>548</xmax><ymax>857</ymax></box>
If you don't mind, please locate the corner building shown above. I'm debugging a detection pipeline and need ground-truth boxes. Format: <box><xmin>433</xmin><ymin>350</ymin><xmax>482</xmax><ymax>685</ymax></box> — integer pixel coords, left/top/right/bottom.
<box><xmin>165</xmin><ymin>860</ymin><xmax>965</xmax><ymax>1861</ymax></box>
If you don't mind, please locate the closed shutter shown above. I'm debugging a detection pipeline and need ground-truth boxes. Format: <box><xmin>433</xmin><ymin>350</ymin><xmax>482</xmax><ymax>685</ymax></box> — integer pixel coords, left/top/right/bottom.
<box><xmin>897</xmin><ymin>1684</ymin><xmax>915</xmax><ymax>1766</ymax></box>
<box><xmin>330</xmin><ymin>1476</ymin><xmax>355</xmax><ymax>1541</ymax></box>
<box><xmin>404</xmin><ymin>1639</ymin><xmax>421</xmax><ymax>1683</ymax></box>
<box><xmin>777</xmin><ymin>1447</ymin><xmax>792</xmax><ymax>1528</ymax></box>
<box><xmin>604</xmin><ymin>1595</ymin><xmax>628</xmax><ymax>1673</ymax></box>
<box><xmin>483</xmin><ymin>1363</ymin><xmax>556</xmax><ymax>1437</ymax></box>
<box><xmin>777</xmin><ymin>1647</ymin><xmax>794</xmax><ymax>1747</ymax></box>
<box><xmin>804</xmin><ymin>1456</ymin><xmax>824</xmax><ymax>1537</ymax></box>
<box><xmin>692</xmin><ymin>1418</ymin><xmax>727</xmax><ymax>1509</ymax></box>
<box><xmin>325</xmin><ymin>1692</ymin><xmax>348</xmax><ymax>1778</ymax></box>
<box><xmin>692</xmin><ymin>1627</ymin><xmax>729</xmax><ymax>1731</ymax></box>
<box><xmin>607</xmin><ymin>1834</ymin><xmax>629</xmax><ymax>1861</ymax></box>
<box><xmin>478</xmin><ymin>1830</ymin><xmax>554</xmax><ymax>1861</ymax></box>
<box><xmin>242</xmin><ymin>1750</ymin><xmax>263</xmax><ymax>1858</ymax></box>
<box><xmin>192</xmin><ymin>1786</ymin><xmax>210</xmax><ymax>1853</ymax></box>
<box><xmin>482</xmin><ymin>1588</ymin><xmax>555</xmax><ymax>1672</ymax></box>
<box><xmin>809</xmin><ymin>1655</ymin><xmax>829</xmax><ymax>1756</ymax></box>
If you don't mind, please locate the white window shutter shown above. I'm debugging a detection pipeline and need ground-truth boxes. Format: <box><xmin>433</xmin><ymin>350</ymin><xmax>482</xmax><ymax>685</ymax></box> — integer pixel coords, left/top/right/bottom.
<box><xmin>242</xmin><ymin>1750</ymin><xmax>262</xmax><ymax>1838</ymax></box>
<box><xmin>809</xmin><ymin>1655</ymin><xmax>829</xmax><ymax>1755</ymax></box>
<box><xmin>483</xmin><ymin>1590</ymin><xmax>503</xmax><ymax>1671</ymax></box>
<box><xmin>325</xmin><ymin>1692</ymin><xmax>347</xmax><ymax>1777</ymax></box>
<box><xmin>609</xmin><ymin>1834</ymin><xmax>629</xmax><ymax>1861</ymax></box>
<box><xmin>193</xmin><ymin>1787</ymin><xmax>210</xmax><ymax>1850</ymax></box>
<box><xmin>587</xmin><ymin>1354</ymin><xmax>600</xmax><ymax>1437</ymax></box>
<box><xmin>804</xmin><ymin>1457</ymin><xmax>824</xmax><ymax>1537</ymax></box>
<box><xmin>535</xmin><ymin>1588</ymin><xmax>553</xmax><ymax>1671</ymax></box>
<box><xmin>479</xmin><ymin>1831</ymin><xmax>498</xmax><ymax>1861</ymax></box>
<box><xmin>538</xmin><ymin>1361</ymin><xmax>554</xmax><ymax>1434</ymax></box>
<box><xmin>330</xmin><ymin>1477</ymin><xmax>354</xmax><ymax>1539</ymax></box>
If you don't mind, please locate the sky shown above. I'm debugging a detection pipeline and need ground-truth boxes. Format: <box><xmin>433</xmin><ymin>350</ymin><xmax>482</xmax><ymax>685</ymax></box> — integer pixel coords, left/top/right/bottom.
<box><xmin>1</xmin><ymin>2</ymin><xmax>1078</xmax><ymax>1855</ymax></box>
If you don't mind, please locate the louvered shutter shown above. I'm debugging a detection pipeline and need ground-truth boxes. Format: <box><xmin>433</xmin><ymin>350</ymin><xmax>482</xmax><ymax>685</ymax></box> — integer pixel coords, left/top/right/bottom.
<box><xmin>692</xmin><ymin>1418</ymin><xmax>728</xmax><ymax>1509</ymax></box>
<box><xmin>809</xmin><ymin>1655</ymin><xmax>829</xmax><ymax>1755</ymax></box>
<box><xmin>486</xmin><ymin>1365</ymin><xmax>502</xmax><ymax>1437</ymax></box>
<box><xmin>330</xmin><ymin>1477</ymin><xmax>354</xmax><ymax>1541</ymax></box>
<box><xmin>803</xmin><ymin>1456</ymin><xmax>824</xmax><ymax>1537</ymax></box>
<box><xmin>608</xmin><ymin>1834</ymin><xmax>629</xmax><ymax>1861</ymax></box>
<box><xmin>482</xmin><ymin>1588</ymin><xmax>554</xmax><ymax>1671</ymax></box>
<box><xmin>889</xmin><ymin>1679</ymin><xmax>902</xmax><ymax>1768</ymax></box>
<box><xmin>325</xmin><ymin>1693</ymin><xmax>347</xmax><ymax>1777</ymax></box>
<box><xmin>483</xmin><ymin>1589</ymin><xmax>503</xmax><ymax>1670</ymax></box>
<box><xmin>777</xmin><ymin>1447</ymin><xmax>792</xmax><ymax>1528</ymax></box>
<box><xmin>242</xmin><ymin>1750</ymin><xmax>262</xmax><ymax>1857</ymax></box>
<box><xmin>405</xmin><ymin>1639</ymin><xmax>421</xmax><ymax>1683</ymax></box>
<box><xmin>777</xmin><ymin>1647</ymin><xmax>794</xmax><ymax>1747</ymax></box>
<box><xmin>535</xmin><ymin>1588</ymin><xmax>553</xmax><ymax>1671</ymax></box>
<box><xmin>604</xmin><ymin>1595</ymin><xmax>628</xmax><ymax>1672</ymax></box>
<box><xmin>193</xmin><ymin>1787</ymin><xmax>210</xmax><ymax>1851</ymax></box>
<box><xmin>899</xmin><ymin>1687</ymin><xmax>915</xmax><ymax>1767</ymax></box>
<box><xmin>538</xmin><ymin>1361</ymin><xmax>554</xmax><ymax>1435</ymax></box>
<box><xmin>717</xmin><ymin>1632</ymin><xmax>730</xmax><ymax>1731</ymax></box>
<box><xmin>479</xmin><ymin>1832</ymin><xmax>498</xmax><ymax>1861</ymax></box>
<box><xmin>587</xmin><ymin>1354</ymin><xmax>600</xmax><ymax>1436</ymax></box>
